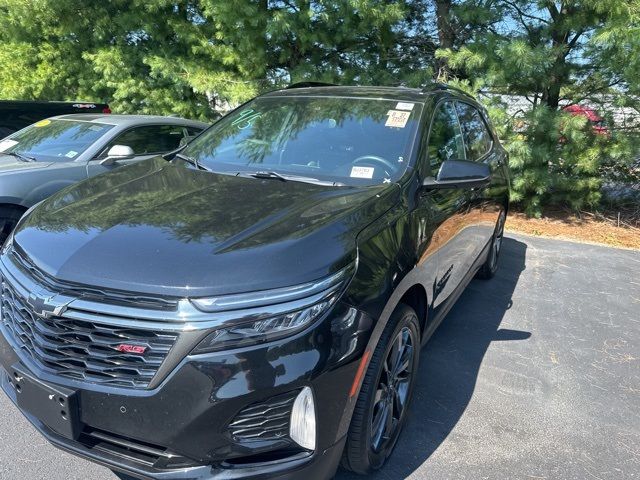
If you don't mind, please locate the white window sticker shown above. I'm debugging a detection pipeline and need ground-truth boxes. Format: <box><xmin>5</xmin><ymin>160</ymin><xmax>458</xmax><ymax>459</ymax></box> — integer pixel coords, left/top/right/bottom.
<box><xmin>385</xmin><ymin>110</ymin><xmax>411</xmax><ymax>128</ymax></box>
<box><xmin>0</xmin><ymin>139</ymin><xmax>18</xmax><ymax>153</ymax></box>
<box><xmin>350</xmin><ymin>166</ymin><xmax>375</xmax><ymax>179</ymax></box>
<box><xmin>65</xmin><ymin>150</ymin><xmax>78</xmax><ymax>158</ymax></box>
<box><xmin>89</xmin><ymin>125</ymin><xmax>104</xmax><ymax>131</ymax></box>
<box><xmin>395</xmin><ymin>102</ymin><xmax>415</xmax><ymax>111</ymax></box>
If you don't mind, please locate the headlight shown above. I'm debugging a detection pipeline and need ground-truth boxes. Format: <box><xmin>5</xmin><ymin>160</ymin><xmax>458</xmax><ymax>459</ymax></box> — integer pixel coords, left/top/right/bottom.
<box><xmin>191</xmin><ymin>264</ymin><xmax>354</xmax><ymax>354</ymax></box>
<box><xmin>192</xmin><ymin>296</ymin><xmax>336</xmax><ymax>353</ymax></box>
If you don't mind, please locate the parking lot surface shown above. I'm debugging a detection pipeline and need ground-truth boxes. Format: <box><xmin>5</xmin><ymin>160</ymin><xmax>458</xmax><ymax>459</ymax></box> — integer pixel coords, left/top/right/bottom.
<box><xmin>0</xmin><ymin>233</ymin><xmax>638</xmax><ymax>479</ymax></box>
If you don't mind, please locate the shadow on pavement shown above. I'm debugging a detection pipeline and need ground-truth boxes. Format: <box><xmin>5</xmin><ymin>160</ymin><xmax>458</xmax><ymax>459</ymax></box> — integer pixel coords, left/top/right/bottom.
<box><xmin>337</xmin><ymin>236</ymin><xmax>529</xmax><ymax>479</ymax></box>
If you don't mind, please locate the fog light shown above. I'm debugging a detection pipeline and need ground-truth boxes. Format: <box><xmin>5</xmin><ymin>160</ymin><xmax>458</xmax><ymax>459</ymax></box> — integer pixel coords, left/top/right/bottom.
<box><xmin>289</xmin><ymin>387</ymin><xmax>316</xmax><ymax>450</ymax></box>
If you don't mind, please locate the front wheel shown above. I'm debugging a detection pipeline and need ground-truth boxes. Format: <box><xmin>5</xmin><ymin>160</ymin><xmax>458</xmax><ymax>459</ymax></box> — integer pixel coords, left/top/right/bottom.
<box><xmin>342</xmin><ymin>304</ymin><xmax>420</xmax><ymax>474</ymax></box>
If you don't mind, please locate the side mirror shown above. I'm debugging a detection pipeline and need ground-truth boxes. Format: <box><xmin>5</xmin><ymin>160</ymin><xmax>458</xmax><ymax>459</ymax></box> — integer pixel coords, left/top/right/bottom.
<box><xmin>100</xmin><ymin>145</ymin><xmax>135</xmax><ymax>166</ymax></box>
<box><xmin>421</xmin><ymin>159</ymin><xmax>491</xmax><ymax>190</ymax></box>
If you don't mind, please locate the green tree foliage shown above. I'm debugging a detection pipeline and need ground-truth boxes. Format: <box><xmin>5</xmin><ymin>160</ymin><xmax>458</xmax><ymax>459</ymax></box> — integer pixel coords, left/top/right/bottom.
<box><xmin>0</xmin><ymin>0</ymin><xmax>638</xmax><ymax>214</ymax></box>
<box><xmin>0</xmin><ymin>0</ymin><xmax>427</xmax><ymax>119</ymax></box>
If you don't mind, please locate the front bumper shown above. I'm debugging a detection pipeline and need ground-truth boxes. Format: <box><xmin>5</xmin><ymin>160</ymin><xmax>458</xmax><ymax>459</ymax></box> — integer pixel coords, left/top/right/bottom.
<box><xmin>0</xmin><ymin>302</ymin><xmax>373</xmax><ymax>480</ymax></box>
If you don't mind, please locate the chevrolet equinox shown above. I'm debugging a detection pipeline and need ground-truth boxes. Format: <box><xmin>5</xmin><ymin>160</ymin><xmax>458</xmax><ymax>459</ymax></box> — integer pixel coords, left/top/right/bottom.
<box><xmin>0</xmin><ymin>84</ymin><xmax>510</xmax><ymax>479</ymax></box>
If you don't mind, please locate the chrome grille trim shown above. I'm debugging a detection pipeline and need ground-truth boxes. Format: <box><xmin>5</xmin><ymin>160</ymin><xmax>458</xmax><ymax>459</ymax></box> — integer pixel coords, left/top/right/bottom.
<box><xmin>10</xmin><ymin>247</ymin><xmax>177</xmax><ymax>311</ymax></box>
<box><xmin>1</xmin><ymin>253</ymin><xmax>210</xmax><ymax>331</ymax></box>
<box><xmin>1</xmin><ymin>251</ymin><xmax>347</xmax><ymax>332</ymax></box>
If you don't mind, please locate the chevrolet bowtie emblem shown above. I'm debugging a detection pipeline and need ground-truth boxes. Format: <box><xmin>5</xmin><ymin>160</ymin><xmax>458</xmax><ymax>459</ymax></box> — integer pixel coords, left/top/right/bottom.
<box><xmin>26</xmin><ymin>290</ymin><xmax>70</xmax><ymax>319</ymax></box>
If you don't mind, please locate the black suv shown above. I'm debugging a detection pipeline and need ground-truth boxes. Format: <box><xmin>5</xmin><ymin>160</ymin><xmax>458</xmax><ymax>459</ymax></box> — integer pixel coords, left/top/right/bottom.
<box><xmin>0</xmin><ymin>85</ymin><xmax>509</xmax><ymax>479</ymax></box>
<box><xmin>0</xmin><ymin>100</ymin><xmax>111</xmax><ymax>138</ymax></box>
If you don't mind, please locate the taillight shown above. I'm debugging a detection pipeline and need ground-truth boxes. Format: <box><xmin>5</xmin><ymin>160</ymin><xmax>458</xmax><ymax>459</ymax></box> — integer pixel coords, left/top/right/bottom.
<box><xmin>102</xmin><ymin>107</ymin><xmax>112</xmax><ymax>114</ymax></box>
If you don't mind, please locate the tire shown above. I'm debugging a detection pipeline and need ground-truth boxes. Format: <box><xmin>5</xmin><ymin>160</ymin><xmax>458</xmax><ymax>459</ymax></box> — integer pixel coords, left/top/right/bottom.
<box><xmin>0</xmin><ymin>205</ymin><xmax>26</xmax><ymax>246</ymax></box>
<box><xmin>342</xmin><ymin>304</ymin><xmax>421</xmax><ymax>474</ymax></box>
<box><xmin>476</xmin><ymin>209</ymin><xmax>506</xmax><ymax>280</ymax></box>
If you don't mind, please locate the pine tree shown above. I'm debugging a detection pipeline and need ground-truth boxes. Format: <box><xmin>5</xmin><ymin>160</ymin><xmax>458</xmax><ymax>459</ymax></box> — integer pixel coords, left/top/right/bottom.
<box><xmin>438</xmin><ymin>0</ymin><xmax>640</xmax><ymax>215</ymax></box>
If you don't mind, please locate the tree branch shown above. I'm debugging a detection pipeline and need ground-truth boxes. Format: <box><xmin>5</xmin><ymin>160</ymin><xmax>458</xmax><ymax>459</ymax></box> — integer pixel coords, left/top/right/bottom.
<box><xmin>502</xmin><ymin>0</ymin><xmax>550</xmax><ymax>25</ymax></box>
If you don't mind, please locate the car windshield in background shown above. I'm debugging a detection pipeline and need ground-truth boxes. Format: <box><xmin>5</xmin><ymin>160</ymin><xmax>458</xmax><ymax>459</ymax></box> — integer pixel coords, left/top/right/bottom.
<box><xmin>182</xmin><ymin>96</ymin><xmax>422</xmax><ymax>185</ymax></box>
<box><xmin>0</xmin><ymin>119</ymin><xmax>114</xmax><ymax>162</ymax></box>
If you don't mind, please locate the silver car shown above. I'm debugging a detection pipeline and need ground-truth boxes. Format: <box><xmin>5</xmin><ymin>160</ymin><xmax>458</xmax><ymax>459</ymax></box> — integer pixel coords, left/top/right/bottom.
<box><xmin>0</xmin><ymin>114</ymin><xmax>208</xmax><ymax>242</ymax></box>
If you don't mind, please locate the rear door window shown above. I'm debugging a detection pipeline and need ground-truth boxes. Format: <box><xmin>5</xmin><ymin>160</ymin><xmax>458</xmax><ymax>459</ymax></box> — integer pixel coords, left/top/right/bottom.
<box><xmin>455</xmin><ymin>102</ymin><xmax>493</xmax><ymax>161</ymax></box>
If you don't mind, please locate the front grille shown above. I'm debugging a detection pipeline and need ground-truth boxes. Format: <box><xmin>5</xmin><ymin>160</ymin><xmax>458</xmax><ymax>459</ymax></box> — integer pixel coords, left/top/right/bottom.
<box><xmin>228</xmin><ymin>391</ymin><xmax>298</xmax><ymax>441</ymax></box>
<box><xmin>0</xmin><ymin>254</ymin><xmax>179</xmax><ymax>390</ymax></box>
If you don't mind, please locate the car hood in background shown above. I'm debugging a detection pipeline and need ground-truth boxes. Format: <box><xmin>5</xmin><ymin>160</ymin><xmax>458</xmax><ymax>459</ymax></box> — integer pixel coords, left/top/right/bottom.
<box><xmin>12</xmin><ymin>157</ymin><xmax>400</xmax><ymax>297</ymax></box>
<box><xmin>0</xmin><ymin>154</ymin><xmax>53</xmax><ymax>173</ymax></box>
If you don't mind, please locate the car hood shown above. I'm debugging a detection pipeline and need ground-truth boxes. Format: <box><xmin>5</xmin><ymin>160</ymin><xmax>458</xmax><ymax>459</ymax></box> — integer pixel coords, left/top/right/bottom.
<box><xmin>12</xmin><ymin>157</ymin><xmax>400</xmax><ymax>297</ymax></box>
<box><xmin>0</xmin><ymin>154</ymin><xmax>52</xmax><ymax>172</ymax></box>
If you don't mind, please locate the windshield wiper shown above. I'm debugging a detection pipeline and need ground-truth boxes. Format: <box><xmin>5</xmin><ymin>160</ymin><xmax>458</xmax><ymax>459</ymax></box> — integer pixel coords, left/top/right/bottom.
<box><xmin>175</xmin><ymin>153</ymin><xmax>210</xmax><ymax>171</ymax></box>
<box><xmin>250</xmin><ymin>171</ymin><xmax>288</xmax><ymax>181</ymax></box>
<box><xmin>6</xmin><ymin>151</ymin><xmax>37</xmax><ymax>162</ymax></box>
<box><xmin>246</xmin><ymin>171</ymin><xmax>345</xmax><ymax>186</ymax></box>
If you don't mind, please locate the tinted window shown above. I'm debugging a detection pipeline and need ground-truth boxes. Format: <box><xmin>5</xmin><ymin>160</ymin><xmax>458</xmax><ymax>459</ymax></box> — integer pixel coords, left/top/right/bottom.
<box><xmin>107</xmin><ymin>125</ymin><xmax>189</xmax><ymax>155</ymax></box>
<box><xmin>183</xmin><ymin>97</ymin><xmax>422</xmax><ymax>186</ymax></box>
<box><xmin>427</xmin><ymin>102</ymin><xmax>466</xmax><ymax>171</ymax></box>
<box><xmin>456</xmin><ymin>102</ymin><xmax>493</xmax><ymax>161</ymax></box>
<box><xmin>0</xmin><ymin>119</ymin><xmax>114</xmax><ymax>162</ymax></box>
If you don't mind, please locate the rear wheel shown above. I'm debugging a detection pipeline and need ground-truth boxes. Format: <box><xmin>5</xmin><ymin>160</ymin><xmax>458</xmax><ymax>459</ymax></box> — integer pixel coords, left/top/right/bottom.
<box><xmin>476</xmin><ymin>210</ymin><xmax>506</xmax><ymax>279</ymax></box>
<box><xmin>0</xmin><ymin>205</ymin><xmax>26</xmax><ymax>245</ymax></box>
<box><xmin>342</xmin><ymin>304</ymin><xmax>420</xmax><ymax>474</ymax></box>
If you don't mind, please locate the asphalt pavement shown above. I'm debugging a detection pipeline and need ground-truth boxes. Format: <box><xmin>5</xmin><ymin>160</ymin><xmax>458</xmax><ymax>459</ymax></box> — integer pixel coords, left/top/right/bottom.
<box><xmin>0</xmin><ymin>233</ymin><xmax>638</xmax><ymax>479</ymax></box>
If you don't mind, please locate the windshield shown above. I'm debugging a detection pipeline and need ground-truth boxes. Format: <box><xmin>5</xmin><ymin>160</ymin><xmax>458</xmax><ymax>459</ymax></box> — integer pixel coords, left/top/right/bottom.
<box><xmin>182</xmin><ymin>96</ymin><xmax>422</xmax><ymax>185</ymax></box>
<box><xmin>0</xmin><ymin>119</ymin><xmax>114</xmax><ymax>162</ymax></box>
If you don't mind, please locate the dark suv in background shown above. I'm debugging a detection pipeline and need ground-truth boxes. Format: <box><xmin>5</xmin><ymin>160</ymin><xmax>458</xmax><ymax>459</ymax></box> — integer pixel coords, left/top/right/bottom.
<box><xmin>0</xmin><ymin>100</ymin><xmax>111</xmax><ymax>138</ymax></box>
<box><xmin>0</xmin><ymin>84</ymin><xmax>509</xmax><ymax>479</ymax></box>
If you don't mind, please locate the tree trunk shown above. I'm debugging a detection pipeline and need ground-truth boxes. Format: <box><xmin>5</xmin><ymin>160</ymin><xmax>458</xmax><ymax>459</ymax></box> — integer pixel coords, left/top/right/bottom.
<box><xmin>541</xmin><ymin>3</ymin><xmax>572</xmax><ymax>110</ymax></box>
<box><xmin>435</xmin><ymin>0</ymin><xmax>455</xmax><ymax>79</ymax></box>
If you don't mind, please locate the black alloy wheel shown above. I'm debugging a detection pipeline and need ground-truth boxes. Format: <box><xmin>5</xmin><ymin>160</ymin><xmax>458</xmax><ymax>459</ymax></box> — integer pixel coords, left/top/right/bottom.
<box><xmin>342</xmin><ymin>304</ymin><xmax>420</xmax><ymax>474</ymax></box>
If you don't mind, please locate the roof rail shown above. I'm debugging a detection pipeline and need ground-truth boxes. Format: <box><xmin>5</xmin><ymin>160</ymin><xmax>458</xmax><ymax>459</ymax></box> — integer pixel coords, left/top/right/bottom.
<box><xmin>286</xmin><ymin>81</ymin><xmax>338</xmax><ymax>89</ymax></box>
<box><xmin>427</xmin><ymin>83</ymin><xmax>475</xmax><ymax>98</ymax></box>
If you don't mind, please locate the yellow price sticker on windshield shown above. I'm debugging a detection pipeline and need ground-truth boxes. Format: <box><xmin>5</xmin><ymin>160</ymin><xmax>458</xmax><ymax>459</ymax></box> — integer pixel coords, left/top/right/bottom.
<box><xmin>385</xmin><ymin>110</ymin><xmax>411</xmax><ymax>128</ymax></box>
<box><xmin>34</xmin><ymin>119</ymin><xmax>51</xmax><ymax>127</ymax></box>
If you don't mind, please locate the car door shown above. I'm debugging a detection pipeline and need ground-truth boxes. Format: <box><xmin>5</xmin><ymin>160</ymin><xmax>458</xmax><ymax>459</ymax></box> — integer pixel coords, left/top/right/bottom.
<box><xmin>87</xmin><ymin>124</ymin><xmax>193</xmax><ymax>176</ymax></box>
<box><xmin>417</xmin><ymin>98</ymin><xmax>477</xmax><ymax>319</ymax></box>
<box><xmin>454</xmin><ymin>101</ymin><xmax>505</xmax><ymax>260</ymax></box>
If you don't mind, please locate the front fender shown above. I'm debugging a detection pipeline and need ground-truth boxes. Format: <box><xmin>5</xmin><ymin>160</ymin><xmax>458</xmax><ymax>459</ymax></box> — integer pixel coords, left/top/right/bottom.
<box><xmin>334</xmin><ymin>203</ymin><xmax>438</xmax><ymax>439</ymax></box>
<box><xmin>23</xmin><ymin>179</ymin><xmax>80</xmax><ymax>207</ymax></box>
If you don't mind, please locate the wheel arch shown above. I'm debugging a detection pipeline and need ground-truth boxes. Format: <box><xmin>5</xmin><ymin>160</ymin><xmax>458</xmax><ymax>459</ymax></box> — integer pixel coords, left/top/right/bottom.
<box><xmin>398</xmin><ymin>284</ymin><xmax>428</xmax><ymax>336</ymax></box>
<box><xmin>346</xmin><ymin>267</ymin><xmax>431</xmax><ymax>406</ymax></box>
